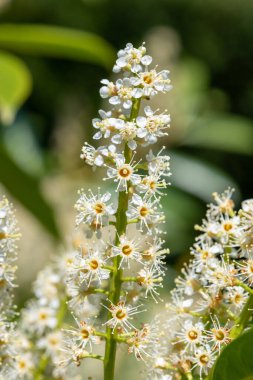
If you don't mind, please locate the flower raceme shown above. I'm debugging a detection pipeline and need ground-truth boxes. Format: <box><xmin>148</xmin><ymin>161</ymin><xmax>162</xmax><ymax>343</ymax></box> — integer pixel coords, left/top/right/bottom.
<box><xmin>1</xmin><ymin>42</ymin><xmax>253</xmax><ymax>380</ymax></box>
<box><xmin>64</xmin><ymin>41</ymin><xmax>172</xmax><ymax>379</ymax></box>
<box><xmin>147</xmin><ymin>190</ymin><xmax>253</xmax><ymax>380</ymax></box>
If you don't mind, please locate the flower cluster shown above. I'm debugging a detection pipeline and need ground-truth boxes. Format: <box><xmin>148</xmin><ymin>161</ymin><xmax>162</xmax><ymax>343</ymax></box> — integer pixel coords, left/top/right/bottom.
<box><xmin>62</xmin><ymin>42</ymin><xmax>172</xmax><ymax>376</ymax></box>
<box><xmin>147</xmin><ymin>189</ymin><xmax>253</xmax><ymax>379</ymax></box>
<box><xmin>0</xmin><ymin>237</ymin><xmax>85</xmax><ymax>379</ymax></box>
<box><xmin>0</xmin><ymin>196</ymin><xmax>19</xmax><ymax>313</ymax></box>
<box><xmin>0</xmin><ymin>197</ymin><xmax>21</xmax><ymax>377</ymax></box>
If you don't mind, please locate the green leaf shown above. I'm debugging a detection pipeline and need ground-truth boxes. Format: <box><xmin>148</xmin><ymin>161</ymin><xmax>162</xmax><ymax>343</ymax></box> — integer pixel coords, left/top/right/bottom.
<box><xmin>0</xmin><ymin>51</ymin><xmax>32</xmax><ymax>125</ymax></box>
<box><xmin>162</xmin><ymin>188</ymin><xmax>204</xmax><ymax>252</ymax></box>
<box><xmin>212</xmin><ymin>329</ymin><xmax>253</xmax><ymax>380</ymax></box>
<box><xmin>0</xmin><ymin>144</ymin><xmax>61</xmax><ymax>240</ymax></box>
<box><xmin>0</xmin><ymin>24</ymin><xmax>115</xmax><ymax>69</ymax></box>
<box><xmin>170</xmin><ymin>151</ymin><xmax>240</xmax><ymax>202</ymax></box>
<box><xmin>182</xmin><ymin>114</ymin><xmax>253</xmax><ymax>155</ymax></box>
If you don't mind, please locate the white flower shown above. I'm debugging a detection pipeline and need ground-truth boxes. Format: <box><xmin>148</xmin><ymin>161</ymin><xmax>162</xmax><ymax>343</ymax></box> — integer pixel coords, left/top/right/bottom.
<box><xmin>236</xmin><ymin>251</ymin><xmax>253</xmax><ymax>286</ymax></box>
<box><xmin>75</xmin><ymin>188</ymin><xmax>116</xmax><ymax>229</ymax></box>
<box><xmin>205</xmin><ymin>316</ymin><xmax>231</xmax><ymax>353</ymax></box>
<box><xmin>126</xmin><ymin>194</ymin><xmax>163</xmax><ymax>232</ymax></box>
<box><xmin>175</xmin><ymin>319</ymin><xmax>205</xmax><ymax>353</ymax></box>
<box><xmin>111</xmin><ymin>234</ymin><xmax>142</xmax><ymax>268</ymax></box>
<box><xmin>192</xmin><ymin>345</ymin><xmax>216</xmax><ymax>379</ymax></box>
<box><xmin>175</xmin><ymin>265</ymin><xmax>201</xmax><ymax>296</ymax></box>
<box><xmin>70</xmin><ymin>247</ymin><xmax>110</xmax><ymax>286</ymax></box>
<box><xmin>127</xmin><ymin>323</ymin><xmax>157</xmax><ymax>361</ymax></box>
<box><xmin>146</xmin><ymin>148</ymin><xmax>171</xmax><ymax>177</ymax></box>
<box><xmin>63</xmin><ymin>317</ymin><xmax>99</xmax><ymax>352</ymax></box>
<box><xmin>113</xmin><ymin>42</ymin><xmax>151</xmax><ymax>74</ymax></box>
<box><xmin>33</xmin><ymin>266</ymin><xmax>60</xmax><ymax>308</ymax></box>
<box><xmin>92</xmin><ymin>111</ymin><xmax>124</xmax><ymax>140</ymax></box>
<box><xmin>108</xmin><ymin>78</ymin><xmax>142</xmax><ymax>110</ymax></box>
<box><xmin>111</xmin><ymin>120</ymin><xmax>138</xmax><ymax>150</ymax></box>
<box><xmin>206</xmin><ymin>258</ymin><xmax>237</xmax><ymax>290</ymax></box>
<box><xmin>190</xmin><ymin>241</ymin><xmax>223</xmax><ymax>272</ymax></box>
<box><xmin>22</xmin><ymin>302</ymin><xmax>57</xmax><ymax>335</ymax></box>
<box><xmin>137</xmin><ymin>173</ymin><xmax>168</xmax><ymax>199</ymax></box>
<box><xmin>137</xmin><ymin>267</ymin><xmax>163</xmax><ymax>302</ymax></box>
<box><xmin>167</xmin><ymin>289</ymin><xmax>193</xmax><ymax>317</ymax></box>
<box><xmin>99</xmin><ymin>79</ymin><xmax>117</xmax><ymax>98</ymax></box>
<box><xmin>0</xmin><ymin>259</ymin><xmax>17</xmax><ymax>290</ymax></box>
<box><xmin>38</xmin><ymin>330</ymin><xmax>64</xmax><ymax>357</ymax></box>
<box><xmin>0</xmin><ymin>196</ymin><xmax>19</xmax><ymax>256</ymax></box>
<box><xmin>80</xmin><ymin>142</ymin><xmax>107</xmax><ymax>167</ymax></box>
<box><xmin>8</xmin><ymin>353</ymin><xmax>34</xmax><ymax>379</ymax></box>
<box><xmin>141</xmin><ymin>237</ymin><xmax>169</xmax><ymax>272</ymax></box>
<box><xmin>106</xmin><ymin>155</ymin><xmax>141</xmax><ymax>192</ymax></box>
<box><xmin>66</xmin><ymin>278</ymin><xmax>100</xmax><ymax>317</ymax></box>
<box><xmin>136</xmin><ymin>106</ymin><xmax>170</xmax><ymax>145</ymax></box>
<box><xmin>131</xmin><ymin>69</ymin><xmax>172</xmax><ymax>97</ymax></box>
<box><xmin>209</xmin><ymin>188</ymin><xmax>235</xmax><ymax>217</ymax></box>
<box><xmin>103</xmin><ymin>300</ymin><xmax>144</xmax><ymax>333</ymax></box>
<box><xmin>225</xmin><ymin>286</ymin><xmax>247</xmax><ymax>310</ymax></box>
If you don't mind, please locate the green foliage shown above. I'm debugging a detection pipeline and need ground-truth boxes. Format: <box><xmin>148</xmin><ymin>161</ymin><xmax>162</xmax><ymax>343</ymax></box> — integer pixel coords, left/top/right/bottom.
<box><xmin>183</xmin><ymin>115</ymin><xmax>253</xmax><ymax>155</ymax></box>
<box><xmin>0</xmin><ymin>144</ymin><xmax>60</xmax><ymax>240</ymax></box>
<box><xmin>170</xmin><ymin>151</ymin><xmax>239</xmax><ymax>202</ymax></box>
<box><xmin>0</xmin><ymin>24</ymin><xmax>115</xmax><ymax>69</ymax></box>
<box><xmin>0</xmin><ymin>23</ymin><xmax>115</xmax><ymax>236</ymax></box>
<box><xmin>211</xmin><ymin>329</ymin><xmax>253</xmax><ymax>380</ymax></box>
<box><xmin>0</xmin><ymin>51</ymin><xmax>32</xmax><ymax>125</ymax></box>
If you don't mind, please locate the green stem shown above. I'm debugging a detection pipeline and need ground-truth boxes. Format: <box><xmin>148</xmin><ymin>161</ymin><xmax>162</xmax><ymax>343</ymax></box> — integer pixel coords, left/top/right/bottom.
<box><xmin>81</xmin><ymin>353</ymin><xmax>104</xmax><ymax>361</ymax></box>
<box><xmin>121</xmin><ymin>276</ymin><xmax>138</xmax><ymax>282</ymax></box>
<box><xmin>235</xmin><ymin>280</ymin><xmax>253</xmax><ymax>295</ymax></box>
<box><xmin>103</xmin><ymin>99</ymin><xmax>141</xmax><ymax>380</ymax></box>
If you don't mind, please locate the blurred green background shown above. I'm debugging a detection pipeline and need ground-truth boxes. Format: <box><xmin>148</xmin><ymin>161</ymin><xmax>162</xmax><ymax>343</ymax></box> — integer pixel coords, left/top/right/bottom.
<box><xmin>0</xmin><ymin>0</ymin><xmax>253</xmax><ymax>293</ymax></box>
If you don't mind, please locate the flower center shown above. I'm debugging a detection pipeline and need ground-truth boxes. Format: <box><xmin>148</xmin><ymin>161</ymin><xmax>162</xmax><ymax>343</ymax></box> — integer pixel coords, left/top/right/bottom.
<box><xmin>39</xmin><ymin>312</ymin><xmax>48</xmax><ymax>320</ymax></box>
<box><xmin>49</xmin><ymin>337</ymin><xmax>58</xmax><ymax>345</ymax></box>
<box><xmin>143</xmin><ymin>74</ymin><xmax>153</xmax><ymax>85</ymax></box>
<box><xmin>115</xmin><ymin>309</ymin><xmax>127</xmax><ymax>320</ymax></box>
<box><xmin>140</xmin><ymin>206</ymin><xmax>149</xmax><ymax>217</ymax></box>
<box><xmin>214</xmin><ymin>330</ymin><xmax>225</xmax><ymax>341</ymax></box>
<box><xmin>18</xmin><ymin>360</ymin><xmax>27</xmax><ymax>369</ymax></box>
<box><xmin>0</xmin><ymin>232</ymin><xmax>6</xmax><ymax>239</ymax></box>
<box><xmin>142</xmin><ymin>249</ymin><xmax>153</xmax><ymax>261</ymax></box>
<box><xmin>122</xmin><ymin>244</ymin><xmax>133</xmax><ymax>256</ymax></box>
<box><xmin>199</xmin><ymin>354</ymin><xmax>209</xmax><ymax>365</ymax></box>
<box><xmin>234</xmin><ymin>294</ymin><xmax>242</xmax><ymax>304</ymax></box>
<box><xmin>118</xmin><ymin>165</ymin><xmax>132</xmax><ymax>179</ymax></box>
<box><xmin>89</xmin><ymin>259</ymin><xmax>99</xmax><ymax>270</ymax></box>
<box><xmin>188</xmin><ymin>330</ymin><xmax>198</xmax><ymax>340</ymax></box>
<box><xmin>93</xmin><ymin>202</ymin><xmax>105</xmax><ymax>214</ymax></box>
<box><xmin>81</xmin><ymin>328</ymin><xmax>90</xmax><ymax>339</ymax></box>
<box><xmin>201</xmin><ymin>250</ymin><xmax>209</xmax><ymax>260</ymax></box>
<box><xmin>223</xmin><ymin>222</ymin><xmax>233</xmax><ymax>231</ymax></box>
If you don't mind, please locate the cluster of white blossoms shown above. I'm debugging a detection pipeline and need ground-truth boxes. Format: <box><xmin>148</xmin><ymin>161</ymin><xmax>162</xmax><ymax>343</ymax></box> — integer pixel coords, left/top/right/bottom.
<box><xmin>63</xmin><ymin>42</ymin><xmax>172</xmax><ymax>376</ymax></box>
<box><xmin>0</xmin><ymin>197</ymin><xmax>19</xmax><ymax>312</ymax></box>
<box><xmin>146</xmin><ymin>189</ymin><xmax>253</xmax><ymax>380</ymax></box>
<box><xmin>0</xmin><ymin>204</ymin><xmax>81</xmax><ymax>380</ymax></box>
<box><xmin>1</xmin><ymin>42</ymin><xmax>252</xmax><ymax>380</ymax></box>
<box><xmin>0</xmin><ymin>197</ymin><xmax>20</xmax><ymax>377</ymax></box>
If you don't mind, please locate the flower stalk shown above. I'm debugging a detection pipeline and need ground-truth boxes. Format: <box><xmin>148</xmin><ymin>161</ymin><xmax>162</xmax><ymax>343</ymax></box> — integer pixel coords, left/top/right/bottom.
<box><xmin>104</xmin><ymin>99</ymin><xmax>141</xmax><ymax>380</ymax></box>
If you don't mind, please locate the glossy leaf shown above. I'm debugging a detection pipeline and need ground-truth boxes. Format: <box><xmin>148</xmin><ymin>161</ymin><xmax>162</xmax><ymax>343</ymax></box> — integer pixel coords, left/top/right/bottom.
<box><xmin>0</xmin><ymin>51</ymin><xmax>32</xmax><ymax>125</ymax></box>
<box><xmin>212</xmin><ymin>329</ymin><xmax>253</xmax><ymax>380</ymax></box>
<box><xmin>0</xmin><ymin>144</ymin><xmax>61</xmax><ymax>240</ymax></box>
<box><xmin>182</xmin><ymin>114</ymin><xmax>253</xmax><ymax>155</ymax></box>
<box><xmin>162</xmin><ymin>188</ymin><xmax>204</xmax><ymax>252</ymax></box>
<box><xmin>0</xmin><ymin>24</ymin><xmax>115</xmax><ymax>69</ymax></box>
<box><xmin>170</xmin><ymin>151</ymin><xmax>240</xmax><ymax>203</ymax></box>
